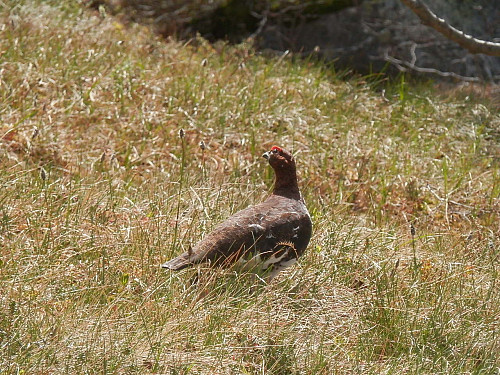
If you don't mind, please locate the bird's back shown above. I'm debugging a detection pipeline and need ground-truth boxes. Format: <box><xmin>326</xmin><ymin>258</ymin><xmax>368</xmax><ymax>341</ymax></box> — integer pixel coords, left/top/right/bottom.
<box><xmin>162</xmin><ymin>194</ymin><xmax>312</xmax><ymax>270</ymax></box>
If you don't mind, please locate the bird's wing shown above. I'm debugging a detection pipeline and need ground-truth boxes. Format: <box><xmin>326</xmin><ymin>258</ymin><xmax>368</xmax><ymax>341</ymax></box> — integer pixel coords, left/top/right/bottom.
<box><xmin>162</xmin><ymin>197</ymin><xmax>311</xmax><ymax>269</ymax></box>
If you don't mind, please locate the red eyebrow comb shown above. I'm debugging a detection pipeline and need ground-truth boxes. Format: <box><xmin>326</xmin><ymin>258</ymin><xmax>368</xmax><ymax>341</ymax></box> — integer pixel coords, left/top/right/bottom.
<box><xmin>271</xmin><ymin>146</ymin><xmax>282</xmax><ymax>152</ymax></box>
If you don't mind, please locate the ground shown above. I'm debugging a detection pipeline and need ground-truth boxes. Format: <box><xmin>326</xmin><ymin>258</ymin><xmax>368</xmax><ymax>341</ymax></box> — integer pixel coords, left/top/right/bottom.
<box><xmin>0</xmin><ymin>1</ymin><xmax>499</xmax><ymax>374</ymax></box>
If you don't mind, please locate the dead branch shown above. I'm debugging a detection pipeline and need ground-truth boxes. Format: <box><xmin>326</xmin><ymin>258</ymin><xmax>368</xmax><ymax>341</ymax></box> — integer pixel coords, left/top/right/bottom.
<box><xmin>383</xmin><ymin>49</ymin><xmax>481</xmax><ymax>82</ymax></box>
<box><xmin>399</xmin><ymin>0</ymin><xmax>500</xmax><ymax>56</ymax></box>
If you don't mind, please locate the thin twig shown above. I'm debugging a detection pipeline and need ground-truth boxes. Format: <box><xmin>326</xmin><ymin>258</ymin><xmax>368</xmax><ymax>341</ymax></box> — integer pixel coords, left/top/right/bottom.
<box><xmin>384</xmin><ymin>49</ymin><xmax>480</xmax><ymax>82</ymax></box>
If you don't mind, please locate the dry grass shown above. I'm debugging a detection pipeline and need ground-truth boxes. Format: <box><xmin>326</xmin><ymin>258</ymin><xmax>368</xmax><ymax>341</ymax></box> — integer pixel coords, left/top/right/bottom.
<box><xmin>1</xmin><ymin>0</ymin><xmax>499</xmax><ymax>374</ymax></box>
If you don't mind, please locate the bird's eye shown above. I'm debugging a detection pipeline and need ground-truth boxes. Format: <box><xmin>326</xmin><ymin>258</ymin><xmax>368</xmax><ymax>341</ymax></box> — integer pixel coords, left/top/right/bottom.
<box><xmin>272</xmin><ymin>149</ymin><xmax>278</xmax><ymax>154</ymax></box>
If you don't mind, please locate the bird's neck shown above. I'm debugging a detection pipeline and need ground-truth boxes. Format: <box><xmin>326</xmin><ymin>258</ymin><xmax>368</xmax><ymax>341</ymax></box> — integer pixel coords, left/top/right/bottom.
<box><xmin>273</xmin><ymin>168</ymin><xmax>301</xmax><ymax>200</ymax></box>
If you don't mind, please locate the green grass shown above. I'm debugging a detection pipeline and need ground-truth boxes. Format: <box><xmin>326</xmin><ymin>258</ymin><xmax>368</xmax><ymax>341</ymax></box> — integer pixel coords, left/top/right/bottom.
<box><xmin>1</xmin><ymin>0</ymin><xmax>499</xmax><ymax>373</ymax></box>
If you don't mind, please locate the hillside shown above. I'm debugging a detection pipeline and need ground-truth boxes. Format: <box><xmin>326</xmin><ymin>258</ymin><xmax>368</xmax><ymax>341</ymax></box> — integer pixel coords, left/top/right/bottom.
<box><xmin>1</xmin><ymin>1</ymin><xmax>499</xmax><ymax>373</ymax></box>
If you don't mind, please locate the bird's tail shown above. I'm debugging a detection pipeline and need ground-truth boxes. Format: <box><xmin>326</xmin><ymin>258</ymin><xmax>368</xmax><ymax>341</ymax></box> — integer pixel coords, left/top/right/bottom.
<box><xmin>161</xmin><ymin>247</ymin><xmax>194</xmax><ymax>270</ymax></box>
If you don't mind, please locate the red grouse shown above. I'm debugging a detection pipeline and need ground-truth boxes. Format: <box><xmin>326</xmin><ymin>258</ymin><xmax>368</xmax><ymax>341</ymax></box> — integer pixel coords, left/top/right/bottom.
<box><xmin>162</xmin><ymin>146</ymin><xmax>312</xmax><ymax>281</ymax></box>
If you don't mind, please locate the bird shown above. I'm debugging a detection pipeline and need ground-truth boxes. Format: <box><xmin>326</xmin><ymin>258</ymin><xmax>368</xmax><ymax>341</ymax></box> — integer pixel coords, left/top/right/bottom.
<box><xmin>161</xmin><ymin>145</ymin><xmax>312</xmax><ymax>281</ymax></box>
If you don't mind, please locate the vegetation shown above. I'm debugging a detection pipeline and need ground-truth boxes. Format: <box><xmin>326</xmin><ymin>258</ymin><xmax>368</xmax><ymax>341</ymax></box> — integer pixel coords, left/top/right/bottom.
<box><xmin>1</xmin><ymin>0</ymin><xmax>498</xmax><ymax>373</ymax></box>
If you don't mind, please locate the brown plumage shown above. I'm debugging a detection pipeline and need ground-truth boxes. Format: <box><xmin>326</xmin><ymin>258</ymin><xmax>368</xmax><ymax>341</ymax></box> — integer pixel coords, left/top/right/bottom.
<box><xmin>161</xmin><ymin>146</ymin><xmax>312</xmax><ymax>281</ymax></box>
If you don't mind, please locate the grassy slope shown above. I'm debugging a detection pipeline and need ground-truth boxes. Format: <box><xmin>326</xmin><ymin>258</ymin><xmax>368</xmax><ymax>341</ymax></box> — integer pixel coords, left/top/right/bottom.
<box><xmin>1</xmin><ymin>1</ymin><xmax>499</xmax><ymax>374</ymax></box>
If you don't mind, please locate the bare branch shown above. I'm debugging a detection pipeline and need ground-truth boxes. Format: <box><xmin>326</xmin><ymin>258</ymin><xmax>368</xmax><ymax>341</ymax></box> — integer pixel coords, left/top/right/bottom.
<box><xmin>383</xmin><ymin>50</ymin><xmax>481</xmax><ymax>82</ymax></box>
<box><xmin>399</xmin><ymin>0</ymin><xmax>500</xmax><ymax>56</ymax></box>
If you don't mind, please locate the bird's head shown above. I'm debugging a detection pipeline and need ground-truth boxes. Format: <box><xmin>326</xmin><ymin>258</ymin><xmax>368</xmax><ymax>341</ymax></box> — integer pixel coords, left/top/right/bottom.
<box><xmin>263</xmin><ymin>145</ymin><xmax>300</xmax><ymax>198</ymax></box>
<box><xmin>262</xmin><ymin>146</ymin><xmax>296</xmax><ymax>172</ymax></box>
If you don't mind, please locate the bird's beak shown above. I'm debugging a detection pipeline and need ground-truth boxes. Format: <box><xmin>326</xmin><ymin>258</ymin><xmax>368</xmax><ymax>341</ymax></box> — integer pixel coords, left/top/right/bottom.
<box><xmin>262</xmin><ymin>151</ymin><xmax>271</xmax><ymax>160</ymax></box>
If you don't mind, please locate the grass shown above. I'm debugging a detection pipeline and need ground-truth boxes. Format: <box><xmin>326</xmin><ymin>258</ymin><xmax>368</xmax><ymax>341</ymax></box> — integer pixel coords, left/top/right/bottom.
<box><xmin>1</xmin><ymin>0</ymin><xmax>499</xmax><ymax>373</ymax></box>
